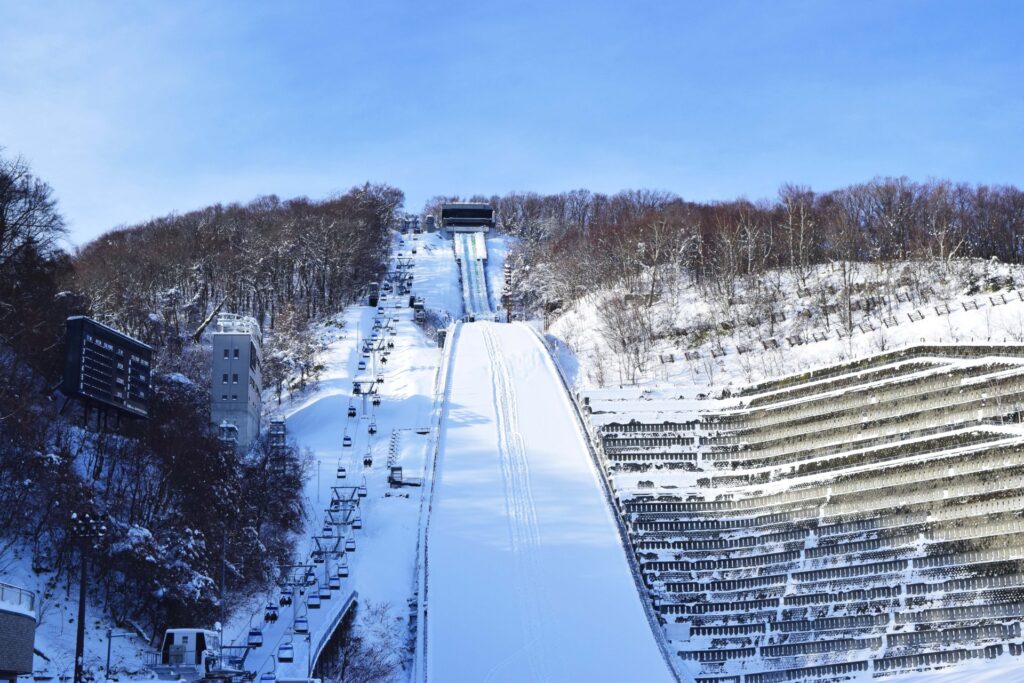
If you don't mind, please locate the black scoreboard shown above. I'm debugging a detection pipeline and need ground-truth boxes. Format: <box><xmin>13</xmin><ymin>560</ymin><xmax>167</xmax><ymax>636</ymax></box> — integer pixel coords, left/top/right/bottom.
<box><xmin>61</xmin><ymin>316</ymin><xmax>153</xmax><ymax>418</ymax></box>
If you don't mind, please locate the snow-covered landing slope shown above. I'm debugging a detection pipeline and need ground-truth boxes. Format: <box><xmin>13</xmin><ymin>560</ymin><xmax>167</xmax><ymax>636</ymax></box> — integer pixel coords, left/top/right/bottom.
<box><xmin>425</xmin><ymin>322</ymin><xmax>673</xmax><ymax>683</ymax></box>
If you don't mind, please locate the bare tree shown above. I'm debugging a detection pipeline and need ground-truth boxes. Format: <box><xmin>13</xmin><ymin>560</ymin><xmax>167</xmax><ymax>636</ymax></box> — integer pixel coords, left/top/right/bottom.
<box><xmin>0</xmin><ymin>151</ymin><xmax>66</xmax><ymax>270</ymax></box>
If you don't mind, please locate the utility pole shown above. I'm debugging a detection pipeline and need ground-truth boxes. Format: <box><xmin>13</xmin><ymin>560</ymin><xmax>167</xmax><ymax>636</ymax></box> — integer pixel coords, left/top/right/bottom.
<box><xmin>75</xmin><ymin>550</ymin><xmax>86</xmax><ymax>683</ymax></box>
<box><xmin>72</xmin><ymin>511</ymin><xmax>106</xmax><ymax>683</ymax></box>
<box><xmin>220</xmin><ymin>528</ymin><xmax>227</xmax><ymax>661</ymax></box>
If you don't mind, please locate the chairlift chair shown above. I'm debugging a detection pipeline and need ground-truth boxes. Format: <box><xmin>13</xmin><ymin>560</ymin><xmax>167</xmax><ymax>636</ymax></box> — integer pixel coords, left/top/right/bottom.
<box><xmin>372</xmin><ymin>395</ymin><xmax>381</xmax><ymax>406</ymax></box>
<box><xmin>338</xmin><ymin>563</ymin><xmax>349</xmax><ymax>578</ymax></box>
<box><xmin>308</xmin><ymin>593</ymin><xmax>321</xmax><ymax>608</ymax></box>
<box><xmin>279</xmin><ymin>591</ymin><xmax>292</xmax><ymax>607</ymax></box>
<box><xmin>264</xmin><ymin>604</ymin><xmax>279</xmax><ymax>622</ymax></box>
<box><xmin>343</xmin><ymin>435</ymin><xmax>352</xmax><ymax>447</ymax></box>
<box><xmin>345</xmin><ymin>537</ymin><xmax>356</xmax><ymax>552</ymax></box>
<box><xmin>329</xmin><ymin>576</ymin><xmax>341</xmax><ymax>590</ymax></box>
<box><xmin>337</xmin><ymin>465</ymin><xmax>347</xmax><ymax>479</ymax></box>
<box><xmin>319</xmin><ymin>583</ymin><xmax>331</xmax><ymax>600</ymax></box>
<box><xmin>357</xmin><ymin>360</ymin><xmax>366</xmax><ymax>371</ymax></box>
<box><xmin>247</xmin><ymin>628</ymin><xmax>263</xmax><ymax>648</ymax></box>
<box><xmin>347</xmin><ymin>405</ymin><xmax>357</xmax><ymax>418</ymax></box>
<box><xmin>358</xmin><ymin>484</ymin><xmax>368</xmax><ymax>498</ymax></box>
<box><xmin>322</xmin><ymin>523</ymin><xmax>333</xmax><ymax>536</ymax></box>
<box><xmin>368</xmin><ymin>422</ymin><xmax>377</xmax><ymax>435</ymax></box>
<box><xmin>260</xmin><ymin>673</ymin><xmax>276</xmax><ymax>683</ymax></box>
<box><xmin>363</xmin><ymin>454</ymin><xmax>373</xmax><ymax>468</ymax></box>
<box><xmin>352</xmin><ymin>516</ymin><xmax>363</xmax><ymax>530</ymax></box>
<box><xmin>278</xmin><ymin>643</ymin><xmax>295</xmax><ymax>663</ymax></box>
<box><xmin>293</xmin><ymin>616</ymin><xmax>309</xmax><ymax>634</ymax></box>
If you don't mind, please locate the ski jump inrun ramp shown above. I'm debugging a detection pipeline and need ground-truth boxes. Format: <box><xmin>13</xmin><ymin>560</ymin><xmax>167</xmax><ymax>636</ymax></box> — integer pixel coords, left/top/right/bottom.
<box><xmin>421</xmin><ymin>321</ymin><xmax>674</xmax><ymax>682</ymax></box>
<box><xmin>453</xmin><ymin>232</ymin><xmax>494</xmax><ymax>321</ymax></box>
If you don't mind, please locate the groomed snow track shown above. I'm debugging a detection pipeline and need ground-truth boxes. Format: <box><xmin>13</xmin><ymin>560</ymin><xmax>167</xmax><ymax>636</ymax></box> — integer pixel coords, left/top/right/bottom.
<box><xmin>421</xmin><ymin>322</ymin><xmax>674</xmax><ymax>682</ymax></box>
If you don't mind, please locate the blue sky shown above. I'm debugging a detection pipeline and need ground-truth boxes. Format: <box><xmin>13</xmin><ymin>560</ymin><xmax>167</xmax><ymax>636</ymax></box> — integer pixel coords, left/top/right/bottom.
<box><xmin>1</xmin><ymin>1</ymin><xmax>1022</xmax><ymax>246</ymax></box>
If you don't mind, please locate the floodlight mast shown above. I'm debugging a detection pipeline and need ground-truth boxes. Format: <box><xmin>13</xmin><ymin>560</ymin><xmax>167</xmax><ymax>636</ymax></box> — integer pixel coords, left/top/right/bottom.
<box><xmin>72</xmin><ymin>511</ymin><xmax>106</xmax><ymax>683</ymax></box>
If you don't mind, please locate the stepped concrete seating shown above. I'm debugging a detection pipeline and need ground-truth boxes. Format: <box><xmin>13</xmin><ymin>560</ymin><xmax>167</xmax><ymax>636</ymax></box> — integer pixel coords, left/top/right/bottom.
<box><xmin>585</xmin><ymin>345</ymin><xmax>1024</xmax><ymax>679</ymax></box>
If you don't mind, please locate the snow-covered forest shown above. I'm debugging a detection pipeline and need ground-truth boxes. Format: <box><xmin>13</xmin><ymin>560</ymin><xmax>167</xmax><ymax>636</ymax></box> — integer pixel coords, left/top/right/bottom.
<box><xmin>0</xmin><ymin>150</ymin><xmax>402</xmax><ymax>644</ymax></box>
<box><xmin>487</xmin><ymin>183</ymin><xmax>1024</xmax><ymax>385</ymax></box>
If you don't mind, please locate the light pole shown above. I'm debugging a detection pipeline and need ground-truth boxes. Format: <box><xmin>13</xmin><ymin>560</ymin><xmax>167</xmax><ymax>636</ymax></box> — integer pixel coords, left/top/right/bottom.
<box><xmin>71</xmin><ymin>511</ymin><xmax>106</xmax><ymax>683</ymax></box>
<box><xmin>305</xmin><ymin>633</ymin><xmax>312</xmax><ymax>678</ymax></box>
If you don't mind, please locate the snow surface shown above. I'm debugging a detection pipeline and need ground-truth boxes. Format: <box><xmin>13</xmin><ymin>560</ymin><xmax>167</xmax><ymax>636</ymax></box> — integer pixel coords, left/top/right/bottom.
<box><xmin>888</xmin><ymin>659</ymin><xmax>1024</xmax><ymax>682</ymax></box>
<box><xmin>424</xmin><ymin>322</ymin><xmax>673</xmax><ymax>683</ymax></box>
<box><xmin>410</xmin><ymin>233</ymin><xmax>463</xmax><ymax>321</ymax></box>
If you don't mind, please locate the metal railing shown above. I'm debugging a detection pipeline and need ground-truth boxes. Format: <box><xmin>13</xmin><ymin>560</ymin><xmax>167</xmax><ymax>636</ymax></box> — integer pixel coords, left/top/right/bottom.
<box><xmin>0</xmin><ymin>580</ymin><xmax>36</xmax><ymax>615</ymax></box>
<box><xmin>412</xmin><ymin>321</ymin><xmax>460</xmax><ymax>683</ymax></box>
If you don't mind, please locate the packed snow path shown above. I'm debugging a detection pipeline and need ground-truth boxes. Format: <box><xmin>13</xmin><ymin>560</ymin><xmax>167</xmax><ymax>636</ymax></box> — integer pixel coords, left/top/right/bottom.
<box><xmin>424</xmin><ymin>322</ymin><xmax>673</xmax><ymax>682</ymax></box>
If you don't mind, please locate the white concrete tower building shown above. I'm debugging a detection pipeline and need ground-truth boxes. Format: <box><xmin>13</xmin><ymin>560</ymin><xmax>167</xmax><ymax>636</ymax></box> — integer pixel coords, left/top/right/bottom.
<box><xmin>210</xmin><ymin>313</ymin><xmax>262</xmax><ymax>450</ymax></box>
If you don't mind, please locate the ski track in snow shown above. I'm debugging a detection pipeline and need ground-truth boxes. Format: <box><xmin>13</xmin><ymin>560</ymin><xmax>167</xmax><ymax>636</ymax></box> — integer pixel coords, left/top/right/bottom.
<box><xmin>426</xmin><ymin>322</ymin><xmax>674</xmax><ymax>683</ymax></box>
<box><xmin>481</xmin><ymin>325</ymin><xmax>550</xmax><ymax>683</ymax></box>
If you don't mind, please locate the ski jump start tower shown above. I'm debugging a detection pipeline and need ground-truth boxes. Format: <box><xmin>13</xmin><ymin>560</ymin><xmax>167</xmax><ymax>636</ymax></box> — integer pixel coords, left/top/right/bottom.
<box><xmin>441</xmin><ymin>203</ymin><xmax>499</xmax><ymax>322</ymax></box>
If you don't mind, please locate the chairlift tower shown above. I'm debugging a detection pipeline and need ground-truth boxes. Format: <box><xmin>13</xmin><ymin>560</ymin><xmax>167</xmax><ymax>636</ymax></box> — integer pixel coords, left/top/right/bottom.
<box><xmin>268</xmin><ymin>417</ymin><xmax>287</xmax><ymax>474</ymax></box>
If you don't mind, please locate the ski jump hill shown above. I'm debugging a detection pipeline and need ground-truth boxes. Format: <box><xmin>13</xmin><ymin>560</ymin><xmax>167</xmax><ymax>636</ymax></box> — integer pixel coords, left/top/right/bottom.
<box><xmin>421</xmin><ymin>318</ymin><xmax>674</xmax><ymax>680</ymax></box>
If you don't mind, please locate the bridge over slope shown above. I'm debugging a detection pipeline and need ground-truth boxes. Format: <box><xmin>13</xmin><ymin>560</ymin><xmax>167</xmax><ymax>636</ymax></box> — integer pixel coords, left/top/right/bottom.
<box><xmin>422</xmin><ymin>322</ymin><xmax>674</xmax><ymax>682</ymax></box>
